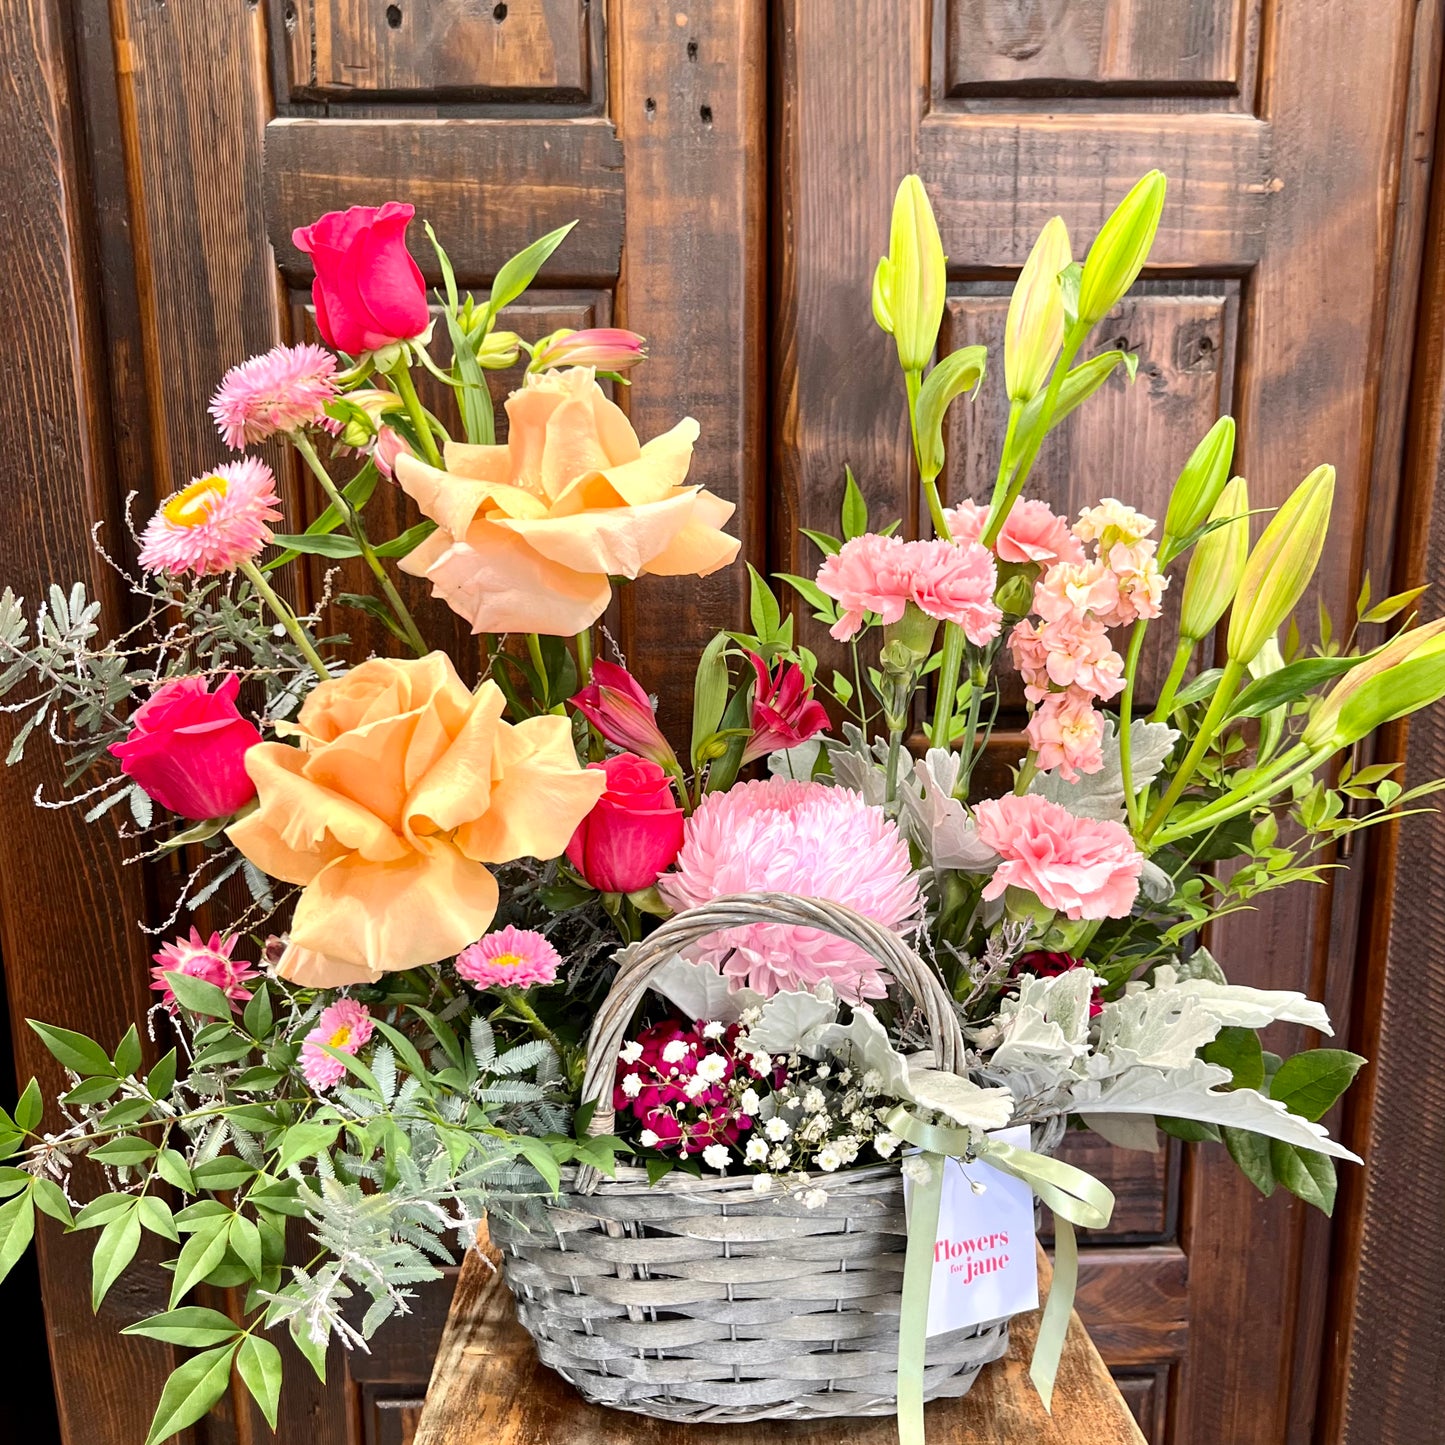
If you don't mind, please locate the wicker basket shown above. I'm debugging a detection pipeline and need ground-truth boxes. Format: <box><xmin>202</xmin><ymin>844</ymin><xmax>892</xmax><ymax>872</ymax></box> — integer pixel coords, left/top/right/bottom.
<box><xmin>489</xmin><ymin>892</ymin><xmax>1062</xmax><ymax>1424</ymax></box>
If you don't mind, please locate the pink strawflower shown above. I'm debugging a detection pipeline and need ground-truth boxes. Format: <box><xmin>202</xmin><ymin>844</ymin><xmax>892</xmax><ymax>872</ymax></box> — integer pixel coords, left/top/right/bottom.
<box><xmin>906</xmin><ymin>538</ymin><xmax>1002</xmax><ymax>645</ymax></box>
<box><xmin>974</xmin><ymin>793</ymin><xmax>1143</xmax><ymax>921</ymax></box>
<box><xmin>150</xmin><ymin>928</ymin><xmax>258</xmax><ymax>1012</ymax></box>
<box><xmin>1025</xmin><ymin>687</ymin><xmax>1106</xmax><ymax>781</ymax></box>
<box><xmin>300</xmin><ymin>999</ymin><xmax>375</xmax><ymax>1091</ymax></box>
<box><xmin>138</xmin><ymin>459</ymin><xmax>284</xmax><ymax>577</ymax></box>
<box><xmin>944</xmin><ymin>498</ymin><xmax>1084</xmax><ymax>569</ymax></box>
<box><xmin>657</xmin><ymin>778</ymin><xmax>920</xmax><ymax>1002</ymax></box>
<box><xmin>455</xmin><ymin>925</ymin><xmax>563</xmax><ymax>991</ymax></box>
<box><xmin>209</xmin><ymin>343</ymin><xmax>339</xmax><ymax>448</ymax></box>
<box><xmin>816</xmin><ymin>533</ymin><xmax>915</xmax><ymax>640</ymax></box>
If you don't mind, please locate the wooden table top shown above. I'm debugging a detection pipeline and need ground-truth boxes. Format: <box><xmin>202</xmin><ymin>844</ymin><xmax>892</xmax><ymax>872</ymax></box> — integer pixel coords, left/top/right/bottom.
<box><xmin>415</xmin><ymin>1235</ymin><xmax>1145</xmax><ymax>1445</ymax></box>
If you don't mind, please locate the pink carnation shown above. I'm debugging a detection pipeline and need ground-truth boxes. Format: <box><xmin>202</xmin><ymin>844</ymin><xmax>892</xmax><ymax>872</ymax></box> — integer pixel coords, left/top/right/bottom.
<box><xmin>300</xmin><ymin>999</ymin><xmax>375</xmax><ymax>1092</ymax></box>
<box><xmin>455</xmin><ymin>925</ymin><xmax>562</xmax><ymax>991</ymax></box>
<box><xmin>816</xmin><ymin>533</ymin><xmax>915</xmax><ymax>640</ymax></box>
<box><xmin>138</xmin><ymin>458</ymin><xmax>284</xmax><ymax>577</ymax></box>
<box><xmin>209</xmin><ymin>343</ymin><xmax>339</xmax><ymax>449</ymax></box>
<box><xmin>150</xmin><ymin>928</ymin><xmax>258</xmax><ymax>1011</ymax></box>
<box><xmin>944</xmin><ymin>498</ymin><xmax>1084</xmax><ymax>568</ymax></box>
<box><xmin>1025</xmin><ymin>687</ymin><xmax>1106</xmax><ymax>781</ymax></box>
<box><xmin>974</xmin><ymin>793</ymin><xmax>1143</xmax><ymax>920</ymax></box>
<box><xmin>906</xmin><ymin>538</ymin><xmax>1002</xmax><ymax>645</ymax></box>
<box><xmin>657</xmin><ymin>778</ymin><xmax>920</xmax><ymax>1002</ymax></box>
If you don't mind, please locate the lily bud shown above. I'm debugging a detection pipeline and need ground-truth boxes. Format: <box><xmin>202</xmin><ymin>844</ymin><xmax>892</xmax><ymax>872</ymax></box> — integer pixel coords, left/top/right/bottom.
<box><xmin>1318</xmin><ymin>638</ymin><xmax>1445</xmax><ymax>750</ymax></box>
<box><xmin>878</xmin><ymin>175</ymin><xmax>946</xmax><ymax>373</ymax></box>
<box><xmin>1226</xmin><ymin>464</ymin><xmax>1335</xmax><ymax>665</ymax></box>
<box><xmin>1178</xmin><ymin>475</ymin><xmax>1249</xmax><ymax>642</ymax></box>
<box><xmin>477</xmin><ymin>329</ymin><xmax>522</xmax><ymax>369</ymax></box>
<box><xmin>1163</xmin><ymin>416</ymin><xmax>1235</xmax><ymax>555</ymax></box>
<box><xmin>1005</xmin><ymin>217</ymin><xmax>1071</xmax><ymax>403</ymax></box>
<box><xmin>1077</xmin><ymin>170</ymin><xmax>1167</xmax><ymax>327</ymax></box>
<box><xmin>529</xmin><ymin>327</ymin><xmax>646</xmax><ymax>373</ymax></box>
<box><xmin>1303</xmin><ymin>618</ymin><xmax>1445</xmax><ymax>749</ymax></box>
<box><xmin>872</xmin><ymin>257</ymin><xmax>894</xmax><ymax>334</ymax></box>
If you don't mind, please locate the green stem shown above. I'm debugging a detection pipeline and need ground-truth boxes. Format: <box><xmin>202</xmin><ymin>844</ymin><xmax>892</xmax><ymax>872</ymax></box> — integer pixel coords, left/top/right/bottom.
<box><xmin>502</xmin><ymin>987</ymin><xmax>567</xmax><ymax>1055</ymax></box>
<box><xmin>1150</xmin><ymin>743</ymin><xmax>1324</xmax><ymax>848</ymax></box>
<box><xmin>238</xmin><ymin>558</ymin><xmax>329</xmax><ymax>681</ymax></box>
<box><xmin>292</xmin><ymin>432</ymin><xmax>429</xmax><ymax>658</ymax></box>
<box><xmin>389</xmin><ymin>358</ymin><xmax>444</xmax><ymax>468</ymax></box>
<box><xmin>575</xmin><ymin>626</ymin><xmax>594</xmax><ymax>685</ymax></box>
<box><xmin>983</xmin><ymin>400</ymin><xmax>1024</xmax><ymax>527</ymax></box>
<box><xmin>1014</xmin><ymin>751</ymin><xmax>1039</xmax><ymax>796</ymax></box>
<box><xmin>952</xmin><ymin>666</ymin><xmax>985</xmax><ymax>800</ymax></box>
<box><xmin>1142</xmin><ymin>657</ymin><xmax>1245</xmax><ymax>839</ymax></box>
<box><xmin>1149</xmin><ymin>637</ymin><xmax>1196</xmax><ymax>723</ymax></box>
<box><xmin>931</xmin><ymin>624</ymin><xmax>966</xmax><ymax>750</ymax></box>
<box><xmin>1118</xmin><ymin>620</ymin><xmax>1150</xmax><ymax>834</ymax></box>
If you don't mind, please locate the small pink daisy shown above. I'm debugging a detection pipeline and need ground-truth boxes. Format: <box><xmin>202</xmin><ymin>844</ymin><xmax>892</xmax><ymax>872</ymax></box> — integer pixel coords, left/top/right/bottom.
<box><xmin>209</xmin><ymin>343</ymin><xmax>339</xmax><ymax>449</ymax></box>
<box><xmin>300</xmin><ymin>999</ymin><xmax>375</xmax><ymax>1091</ymax></box>
<box><xmin>138</xmin><ymin>458</ymin><xmax>284</xmax><ymax>577</ymax></box>
<box><xmin>455</xmin><ymin>925</ymin><xmax>563</xmax><ymax>991</ymax></box>
<box><xmin>150</xmin><ymin>928</ymin><xmax>258</xmax><ymax>1012</ymax></box>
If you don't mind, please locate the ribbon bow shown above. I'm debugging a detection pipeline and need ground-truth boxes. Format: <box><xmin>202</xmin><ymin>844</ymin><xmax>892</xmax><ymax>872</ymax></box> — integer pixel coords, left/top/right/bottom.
<box><xmin>883</xmin><ymin>1105</ymin><xmax>1115</xmax><ymax>1445</ymax></box>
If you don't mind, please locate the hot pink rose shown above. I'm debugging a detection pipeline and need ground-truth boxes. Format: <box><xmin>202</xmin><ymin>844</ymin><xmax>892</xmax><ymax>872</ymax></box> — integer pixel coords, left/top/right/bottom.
<box><xmin>110</xmin><ymin>674</ymin><xmax>262</xmax><ymax>821</ymax></box>
<box><xmin>566</xmin><ymin>754</ymin><xmax>685</xmax><ymax>894</ymax></box>
<box><xmin>292</xmin><ymin>202</ymin><xmax>430</xmax><ymax>356</ymax></box>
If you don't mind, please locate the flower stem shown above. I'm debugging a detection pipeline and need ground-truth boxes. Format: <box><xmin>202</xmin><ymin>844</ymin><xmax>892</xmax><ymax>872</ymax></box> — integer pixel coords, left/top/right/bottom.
<box><xmin>238</xmin><ymin>558</ymin><xmax>329</xmax><ymax>681</ymax></box>
<box><xmin>575</xmin><ymin>626</ymin><xmax>594</xmax><ymax>685</ymax></box>
<box><xmin>1014</xmin><ymin>751</ymin><xmax>1039</xmax><ymax>796</ymax></box>
<box><xmin>1142</xmin><ymin>657</ymin><xmax>1245</xmax><ymax>839</ymax></box>
<box><xmin>1150</xmin><ymin>637</ymin><xmax>1195</xmax><ymax>723</ymax></box>
<box><xmin>931</xmin><ymin>624</ymin><xmax>966</xmax><ymax>750</ymax></box>
<box><xmin>389</xmin><ymin>358</ymin><xmax>444</xmax><ymax>468</ymax></box>
<box><xmin>500</xmin><ymin>987</ymin><xmax>567</xmax><ymax>1056</ymax></box>
<box><xmin>292</xmin><ymin>431</ymin><xmax>429</xmax><ymax>658</ymax></box>
<box><xmin>1118</xmin><ymin>619</ymin><xmax>1149</xmax><ymax>834</ymax></box>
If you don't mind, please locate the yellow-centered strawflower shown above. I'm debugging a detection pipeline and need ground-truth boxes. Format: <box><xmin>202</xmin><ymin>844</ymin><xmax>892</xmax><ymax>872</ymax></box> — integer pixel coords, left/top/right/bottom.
<box><xmin>1078</xmin><ymin>170</ymin><xmax>1167</xmax><ymax>327</ymax></box>
<box><xmin>875</xmin><ymin>175</ymin><xmax>946</xmax><ymax>374</ymax></box>
<box><xmin>1005</xmin><ymin>217</ymin><xmax>1071</xmax><ymax>403</ymax></box>
<box><xmin>1178</xmin><ymin>475</ymin><xmax>1250</xmax><ymax>643</ymax></box>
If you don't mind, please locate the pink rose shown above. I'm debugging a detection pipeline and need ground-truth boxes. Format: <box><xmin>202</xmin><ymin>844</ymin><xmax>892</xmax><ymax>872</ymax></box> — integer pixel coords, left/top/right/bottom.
<box><xmin>110</xmin><ymin>674</ymin><xmax>262</xmax><ymax>820</ymax></box>
<box><xmin>292</xmin><ymin>202</ymin><xmax>429</xmax><ymax>356</ymax></box>
<box><xmin>566</xmin><ymin>754</ymin><xmax>684</xmax><ymax>894</ymax></box>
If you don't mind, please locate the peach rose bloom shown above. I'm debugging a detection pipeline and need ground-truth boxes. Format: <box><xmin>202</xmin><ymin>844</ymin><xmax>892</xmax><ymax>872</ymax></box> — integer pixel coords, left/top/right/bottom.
<box><xmin>227</xmin><ymin>653</ymin><xmax>605</xmax><ymax>987</ymax></box>
<box><xmin>395</xmin><ymin>367</ymin><xmax>740</xmax><ymax>636</ymax></box>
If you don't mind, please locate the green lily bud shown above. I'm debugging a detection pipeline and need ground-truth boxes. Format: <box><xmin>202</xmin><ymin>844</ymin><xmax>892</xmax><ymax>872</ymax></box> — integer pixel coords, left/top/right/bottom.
<box><xmin>1322</xmin><ymin>638</ymin><xmax>1445</xmax><ymax>750</ymax></box>
<box><xmin>872</xmin><ymin>257</ymin><xmax>894</xmax><ymax>335</ymax></box>
<box><xmin>1226</xmin><ymin>464</ymin><xmax>1335</xmax><ymax>665</ymax></box>
<box><xmin>1302</xmin><ymin>618</ymin><xmax>1445</xmax><ymax>749</ymax></box>
<box><xmin>478</xmin><ymin>329</ymin><xmax>522</xmax><ymax>369</ymax></box>
<box><xmin>1077</xmin><ymin>170</ymin><xmax>1167</xmax><ymax>327</ymax></box>
<box><xmin>1178</xmin><ymin>475</ymin><xmax>1249</xmax><ymax>642</ymax></box>
<box><xmin>877</xmin><ymin>175</ymin><xmax>946</xmax><ymax>373</ymax></box>
<box><xmin>1163</xmin><ymin>416</ymin><xmax>1236</xmax><ymax>555</ymax></box>
<box><xmin>1005</xmin><ymin>216</ymin><xmax>1071</xmax><ymax>403</ymax></box>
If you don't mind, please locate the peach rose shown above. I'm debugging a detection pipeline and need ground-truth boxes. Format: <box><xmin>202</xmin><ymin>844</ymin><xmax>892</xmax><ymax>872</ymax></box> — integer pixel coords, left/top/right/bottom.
<box><xmin>227</xmin><ymin>653</ymin><xmax>604</xmax><ymax>987</ymax></box>
<box><xmin>394</xmin><ymin>367</ymin><xmax>740</xmax><ymax>636</ymax></box>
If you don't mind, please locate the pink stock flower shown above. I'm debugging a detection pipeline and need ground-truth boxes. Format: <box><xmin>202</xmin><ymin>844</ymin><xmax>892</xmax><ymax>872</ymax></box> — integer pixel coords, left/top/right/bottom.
<box><xmin>300</xmin><ymin>999</ymin><xmax>375</xmax><ymax>1092</ymax></box>
<box><xmin>567</xmin><ymin>754</ymin><xmax>685</xmax><ymax>894</ymax></box>
<box><xmin>569</xmin><ymin>661</ymin><xmax>678</xmax><ymax>769</ymax></box>
<box><xmin>455</xmin><ymin>924</ymin><xmax>562</xmax><ymax>991</ymax></box>
<box><xmin>1096</xmin><ymin>540</ymin><xmax>1167</xmax><ymax>626</ymax></box>
<box><xmin>741</xmin><ymin>652</ymin><xmax>829</xmax><ymax>763</ymax></box>
<box><xmin>1032</xmin><ymin>560</ymin><xmax>1121</xmax><ymax>626</ymax></box>
<box><xmin>657</xmin><ymin>778</ymin><xmax>920</xmax><ymax>1002</ymax></box>
<box><xmin>1074</xmin><ymin>499</ymin><xmax>1156</xmax><ymax>548</ymax></box>
<box><xmin>905</xmin><ymin>538</ymin><xmax>1002</xmax><ymax>645</ymax></box>
<box><xmin>816</xmin><ymin>533</ymin><xmax>915</xmax><ymax>640</ymax></box>
<box><xmin>1008</xmin><ymin>617</ymin><xmax>1123</xmax><ymax>703</ymax></box>
<box><xmin>1025</xmin><ymin>687</ymin><xmax>1106</xmax><ymax>781</ymax></box>
<box><xmin>110</xmin><ymin>673</ymin><xmax>263</xmax><ymax>820</ymax></box>
<box><xmin>974</xmin><ymin>793</ymin><xmax>1143</xmax><ymax>921</ymax></box>
<box><xmin>138</xmin><ymin>459</ymin><xmax>284</xmax><ymax>577</ymax></box>
<box><xmin>944</xmin><ymin>497</ymin><xmax>1084</xmax><ymax>569</ymax></box>
<box><xmin>531</xmin><ymin>328</ymin><xmax>647</xmax><ymax>372</ymax></box>
<box><xmin>150</xmin><ymin>928</ymin><xmax>258</xmax><ymax>1011</ymax></box>
<box><xmin>209</xmin><ymin>344</ymin><xmax>339</xmax><ymax>449</ymax></box>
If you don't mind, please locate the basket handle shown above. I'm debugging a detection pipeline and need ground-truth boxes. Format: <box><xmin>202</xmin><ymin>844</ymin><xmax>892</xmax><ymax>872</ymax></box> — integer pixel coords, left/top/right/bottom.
<box><xmin>575</xmin><ymin>892</ymin><xmax>965</xmax><ymax>1149</ymax></box>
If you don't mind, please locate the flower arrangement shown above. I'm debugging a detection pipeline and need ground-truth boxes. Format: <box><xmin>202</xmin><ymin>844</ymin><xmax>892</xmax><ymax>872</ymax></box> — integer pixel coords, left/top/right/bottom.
<box><xmin>1</xmin><ymin>176</ymin><xmax>1441</xmax><ymax>1445</ymax></box>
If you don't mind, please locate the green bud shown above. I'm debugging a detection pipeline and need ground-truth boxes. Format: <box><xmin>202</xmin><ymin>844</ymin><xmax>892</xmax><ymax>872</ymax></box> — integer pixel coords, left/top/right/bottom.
<box><xmin>1226</xmin><ymin>464</ymin><xmax>1335</xmax><ymax>665</ymax></box>
<box><xmin>1077</xmin><ymin>170</ymin><xmax>1167</xmax><ymax>327</ymax></box>
<box><xmin>1178</xmin><ymin>475</ymin><xmax>1249</xmax><ymax>643</ymax></box>
<box><xmin>872</xmin><ymin>257</ymin><xmax>894</xmax><ymax>335</ymax></box>
<box><xmin>1302</xmin><ymin>618</ymin><xmax>1445</xmax><ymax>749</ymax></box>
<box><xmin>1005</xmin><ymin>216</ymin><xmax>1071</xmax><ymax>403</ymax></box>
<box><xmin>1163</xmin><ymin>416</ymin><xmax>1236</xmax><ymax>557</ymax></box>
<box><xmin>1324</xmin><ymin>640</ymin><xmax>1445</xmax><ymax>749</ymax></box>
<box><xmin>995</xmin><ymin>569</ymin><xmax>1037</xmax><ymax>617</ymax></box>
<box><xmin>478</xmin><ymin>329</ymin><xmax>522</xmax><ymax>370</ymax></box>
<box><xmin>878</xmin><ymin>175</ymin><xmax>947</xmax><ymax>374</ymax></box>
<box><xmin>882</xmin><ymin>603</ymin><xmax>938</xmax><ymax>670</ymax></box>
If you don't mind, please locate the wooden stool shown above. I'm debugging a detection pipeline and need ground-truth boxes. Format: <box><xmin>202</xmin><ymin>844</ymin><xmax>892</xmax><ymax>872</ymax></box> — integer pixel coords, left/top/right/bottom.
<box><xmin>415</xmin><ymin>1236</ymin><xmax>1145</xmax><ymax>1444</ymax></box>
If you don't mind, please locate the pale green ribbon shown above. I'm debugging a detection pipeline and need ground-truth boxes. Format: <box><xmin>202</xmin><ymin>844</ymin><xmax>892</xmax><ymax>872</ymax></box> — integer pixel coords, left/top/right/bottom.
<box><xmin>884</xmin><ymin>1106</ymin><xmax>1115</xmax><ymax>1445</ymax></box>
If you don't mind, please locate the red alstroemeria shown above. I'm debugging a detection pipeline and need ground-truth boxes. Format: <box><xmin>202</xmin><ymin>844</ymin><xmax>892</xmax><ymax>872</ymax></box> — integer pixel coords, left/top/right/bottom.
<box><xmin>1012</xmin><ymin>950</ymin><xmax>1104</xmax><ymax>1017</ymax></box>
<box><xmin>570</xmin><ymin>661</ymin><xmax>679</xmax><ymax>770</ymax></box>
<box><xmin>530</xmin><ymin>327</ymin><xmax>647</xmax><ymax>372</ymax></box>
<box><xmin>741</xmin><ymin>652</ymin><xmax>829</xmax><ymax>764</ymax></box>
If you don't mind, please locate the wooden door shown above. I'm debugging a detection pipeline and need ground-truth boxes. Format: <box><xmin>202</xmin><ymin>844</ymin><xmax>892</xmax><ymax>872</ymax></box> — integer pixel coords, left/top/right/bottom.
<box><xmin>774</xmin><ymin>3</ymin><xmax>1443</xmax><ymax>1443</ymax></box>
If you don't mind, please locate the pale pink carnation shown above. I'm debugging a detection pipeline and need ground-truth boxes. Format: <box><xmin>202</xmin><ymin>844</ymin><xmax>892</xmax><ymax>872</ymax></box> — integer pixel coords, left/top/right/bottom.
<box><xmin>657</xmin><ymin>779</ymin><xmax>920</xmax><ymax>1003</ymax></box>
<box><xmin>300</xmin><ymin>999</ymin><xmax>375</xmax><ymax>1091</ymax></box>
<box><xmin>150</xmin><ymin>928</ymin><xmax>258</xmax><ymax>1011</ymax></box>
<box><xmin>1074</xmin><ymin>499</ymin><xmax>1156</xmax><ymax>548</ymax></box>
<box><xmin>455</xmin><ymin>925</ymin><xmax>562</xmax><ymax>991</ymax></box>
<box><xmin>1025</xmin><ymin>688</ymin><xmax>1106</xmax><ymax>782</ymax></box>
<box><xmin>816</xmin><ymin>534</ymin><xmax>915</xmax><ymax>640</ymax></box>
<box><xmin>906</xmin><ymin>538</ymin><xmax>1001</xmax><ymax>645</ymax></box>
<box><xmin>138</xmin><ymin>459</ymin><xmax>284</xmax><ymax>577</ymax></box>
<box><xmin>210</xmin><ymin>343</ymin><xmax>339</xmax><ymax>449</ymax></box>
<box><xmin>974</xmin><ymin>794</ymin><xmax>1143</xmax><ymax>920</ymax></box>
<box><xmin>944</xmin><ymin>498</ymin><xmax>1084</xmax><ymax>568</ymax></box>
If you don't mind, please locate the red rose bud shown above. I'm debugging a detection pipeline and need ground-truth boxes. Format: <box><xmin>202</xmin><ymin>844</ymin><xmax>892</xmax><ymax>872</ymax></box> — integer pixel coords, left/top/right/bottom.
<box><xmin>741</xmin><ymin>652</ymin><xmax>830</xmax><ymax>764</ymax></box>
<box><xmin>566</xmin><ymin>754</ymin><xmax>684</xmax><ymax>894</ymax></box>
<box><xmin>530</xmin><ymin>327</ymin><xmax>647</xmax><ymax>372</ymax></box>
<box><xmin>570</xmin><ymin>661</ymin><xmax>679</xmax><ymax>770</ymax></box>
<box><xmin>291</xmin><ymin>202</ymin><xmax>430</xmax><ymax>356</ymax></box>
<box><xmin>110</xmin><ymin>674</ymin><xmax>262</xmax><ymax>821</ymax></box>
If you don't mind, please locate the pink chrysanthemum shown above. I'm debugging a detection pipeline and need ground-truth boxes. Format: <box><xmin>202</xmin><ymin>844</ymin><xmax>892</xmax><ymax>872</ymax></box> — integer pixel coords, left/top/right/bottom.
<box><xmin>944</xmin><ymin>497</ymin><xmax>1084</xmax><ymax>569</ymax></box>
<box><xmin>150</xmin><ymin>928</ymin><xmax>258</xmax><ymax>1012</ymax></box>
<box><xmin>300</xmin><ymin>999</ymin><xmax>375</xmax><ymax>1092</ymax></box>
<box><xmin>657</xmin><ymin>779</ymin><xmax>920</xmax><ymax>1003</ymax></box>
<box><xmin>974</xmin><ymin>793</ymin><xmax>1143</xmax><ymax>921</ymax></box>
<box><xmin>209</xmin><ymin>343</ymin><xmax>339</xmax><ymax>449</ymax></box>
<box><xmin>455</xmin><ymin>925</ymin><xmax>563</xmax><ymax>991</ymax></box>
<box><xmin>138</xmin><ymin>459</ymin><xmax>284</xmax><ymax>577</ymax></box>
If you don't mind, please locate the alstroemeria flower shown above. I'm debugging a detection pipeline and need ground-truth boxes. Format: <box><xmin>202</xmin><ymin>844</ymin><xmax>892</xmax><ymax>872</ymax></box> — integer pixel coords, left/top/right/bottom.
<box><xmin>570</xmin><ymin>660</ymin><xmax>678</xmax><ymax>769</ymax></box>
<box><xmin>530</xmin><ymin>328</ymin><xmax>647</xmax><ymax>372</ymax></box>
<box><xmin>741</xmin><ymin>652</ymin><xmax>829</xmax><ymax>763</ymax></box>
<box><xmin>227</xmin><ymin>653</ymin><xmax>605</xmax><ymax>987</ymax></box>
<box><xmin>395</xmin><ymin>367</ymin><xmax>739</xmax><ymax>636</ymax></box>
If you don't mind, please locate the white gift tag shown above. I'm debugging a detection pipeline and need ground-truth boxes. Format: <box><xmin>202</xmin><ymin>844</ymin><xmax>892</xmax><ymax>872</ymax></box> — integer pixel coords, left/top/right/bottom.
<box><xmin>902</xmin><ymin>1124</ymin><xmax>1040</xmax><ymax>1336</ymax></box>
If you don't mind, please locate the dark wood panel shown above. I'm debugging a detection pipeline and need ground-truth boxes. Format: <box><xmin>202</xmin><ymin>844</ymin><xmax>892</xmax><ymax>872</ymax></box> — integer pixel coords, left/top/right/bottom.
<box><xmin>1075</xmin><ymin>1248</ymin><xmax>1190</xmax><ymax>1369</ymax></box>
<box><xmin>1114</xmin><ymin>1368</ymin><xmax>1172</xmax><ymax>1444</ymax></box>
<box><xmin>1054</xmin><ymin>1130</ymin><xmax>1176</xmax><ymax>1241</ymax></box>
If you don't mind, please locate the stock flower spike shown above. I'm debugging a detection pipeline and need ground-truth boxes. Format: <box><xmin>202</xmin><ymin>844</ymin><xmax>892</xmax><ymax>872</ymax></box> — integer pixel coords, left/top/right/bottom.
<box><xmin>209</xmin><ymin>343</ymin><xmax>339</xmax><ymax>448</ymax></box>
<box><xmin>137</xmin><ymin>458</ymin><xmax>284</xmax><ymax>577</ymax></box>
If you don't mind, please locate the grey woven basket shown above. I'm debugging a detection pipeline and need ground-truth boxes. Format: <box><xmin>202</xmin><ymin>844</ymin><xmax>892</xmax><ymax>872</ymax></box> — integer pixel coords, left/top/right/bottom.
<box><xmin>489</xmin><ymin>892</ymin><xmax>1063</xmax><ymax>1424</ymax></box>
